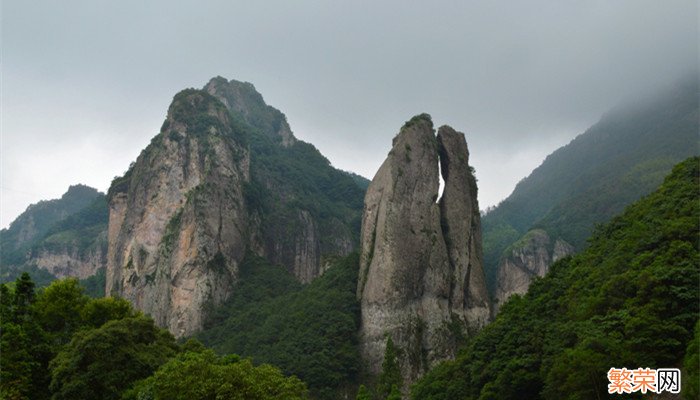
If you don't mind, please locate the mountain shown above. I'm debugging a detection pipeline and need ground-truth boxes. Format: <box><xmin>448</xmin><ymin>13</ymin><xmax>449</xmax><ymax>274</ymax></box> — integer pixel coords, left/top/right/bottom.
<box><xmin>484</xmin><ymin>78</ymin><xmax>699</xmax><ymax>310</ymax></box>
<box><xmin>105</xmin><ymin>77</ymin><xmax>366</xmax><ymax>337</ymax></box>
<box><xmin>0</xmin><ymin>185</ymin><xmax>108</xmax><ymax>285</ymax></box>
<box><xmin>412</xmin><ymin>157</ymin><xmax>700</xmax><ymax>400</ymax></box>
<box><xmin>357</xmin><ymin>115</ymin><xmax>490</xmax><ymax>389</ymax></box>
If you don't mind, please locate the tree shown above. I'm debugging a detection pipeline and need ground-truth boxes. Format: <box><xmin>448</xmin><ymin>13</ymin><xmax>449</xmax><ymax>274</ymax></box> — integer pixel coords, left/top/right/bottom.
<box><xmin>13</xmin><ymin>272</ymin><xmax>35</xmax><ymax>320</ymax></box>
<box><xmin>386</xmin><ymin>385</ymin><xmax>401</xmax><ymax>400</ymax></box>
<box><xmin>355</xmin><ymin>384</ymin><xmax>371</xmax><ymax>400</ymax></box>
<box><xmin>49</xmin><ymin>316</ymin><xmax>178</xmax><ymax>400</ymax></box>
<box><xmin>684</xmin><ymin>320</ymin><xmax>699</xmax><ymax>400</ymax></box>
<box><xmin>32</xmin><ymin>278</ymin><xmax>88</xmax><ymax>345</ymax></box>
<box><xmin>0</xmin><ymin>276</ymin><xmax>52</xmax><ymax>400</ymax></box>
<box><xmin>377</xmin><ymin>337</ymin><xmax>402</xmax><ymax>399</ymax></box>
<box><xmin>124</xmin><ymin>349</ymin><xmax>309</xmax><ymax>400</ymax></box>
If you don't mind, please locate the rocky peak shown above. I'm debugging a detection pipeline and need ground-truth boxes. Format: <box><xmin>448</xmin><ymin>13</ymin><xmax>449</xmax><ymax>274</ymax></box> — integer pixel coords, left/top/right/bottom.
<box><xmin>358</xmin><ymin>115</ymin><xmax>490</xmax><ymax>387</ymax></box>
<box><xmin>494</xmin><ymin>229</ymin><xmax>574</xmax><ymax>312</ymax></box>
<box><xmin>106</xmin><ymin>88</ymin><xmax>251</xmax><ymax>337</ymax></box>
<box><xmin>204</xmin><ymin>76</ymin><xmax>296</xmax><ymax>147</ymax></box>
<box><xmin>106</xmin><ymin>80</ymin><xmax>365</xmax><ymax>337</ymax></box>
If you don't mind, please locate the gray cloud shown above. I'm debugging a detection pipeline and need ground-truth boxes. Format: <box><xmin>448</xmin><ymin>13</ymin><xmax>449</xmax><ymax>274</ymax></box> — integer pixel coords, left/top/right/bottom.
<box><xmin>1</xmin><ymin>0</ymin><xmax>697</xmax><ymax>227</ymax></box>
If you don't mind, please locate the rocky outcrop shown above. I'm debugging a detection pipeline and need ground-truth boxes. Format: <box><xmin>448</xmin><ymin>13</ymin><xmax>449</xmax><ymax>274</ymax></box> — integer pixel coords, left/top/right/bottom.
<box><xmin>30</xmin><ymin>246</ymin><xmax>105</xmax><ymax>280</ymax></box>
<box><xmin>106</xmin><ymin>89</ymin><xmax>251</xmax><ymax>337</ymax></box>
<box><xmin>494</xmin><ymin>229</ymin><xmax>574</xmax><ymax>312</ymax></box>
<box><xmin>204</xmin><ymin>77</ymin><xmax>296</xmax><ymax>147</ymax></box>
<box><xmin>106</xmin><ymin>78</ymin><xmax>365</xmax><ymax>336</ymax></box>
<box><xmin>357</xmin><ymin>115</ymin><xmax>490</xmax><ymax>386</ymax></box>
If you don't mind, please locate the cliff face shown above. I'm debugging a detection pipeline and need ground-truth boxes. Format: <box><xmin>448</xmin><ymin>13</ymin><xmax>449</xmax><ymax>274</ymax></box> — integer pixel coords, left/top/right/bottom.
<box><xmin>29</xmin><ymin>245</ymin><xmax>106</xmax><ymax>280</ymax></box>
<box><xmin>1</xmin><ymin>185</ymin><xmax>102</xmax><ymax>264</ymax></box>
<box><xmin>493</xmin><ymin>229</ymin><xmax>573</xmax><ymax>312</ymax></box>
<box><xmin>106</xmin><ymin>90</ymin><xmax>251</xmax><ymax>337</ymax></box>
<box><xmin>106</xmin><ymin>78</ymin><xmax>366</xmax><ymax>336</ymax></box>
<box><xmin>358</xmin><ymin>115</ymin><xmax>490</xmax><ymax>385</ymax></box>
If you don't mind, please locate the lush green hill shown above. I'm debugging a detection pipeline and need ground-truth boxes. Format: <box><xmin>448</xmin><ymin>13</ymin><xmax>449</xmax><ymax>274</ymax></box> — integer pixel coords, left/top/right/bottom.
<box><xmin>1</xmin><ymin>185</ymin><xmax>102</xmax><ymax>264</ymax></box>
<box><xmin>0</xmin><ymin>186</ymin><xmax>108</xmax><ymax>287</ymax></box>
<box><xmin>412</xmin><ymin>157</ymin><xmax>699</xmax><ymax>400</ymax></box>
<box><xmin>197</xmin><ymin>253</ymin><xmax>361</xmax><ymax>399</ymax></box>
<box><xmin>482</xmin><ymin>78</ymin><xmax>699</xmax><ymax>293</ymax></box>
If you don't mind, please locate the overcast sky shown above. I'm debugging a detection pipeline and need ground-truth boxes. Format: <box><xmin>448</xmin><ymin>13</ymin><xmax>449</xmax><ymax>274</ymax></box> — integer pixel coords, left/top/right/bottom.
<box><xmin>1</xmin><ymin>0</ymin><xmax>697</xmax><ymax>229</ymax></box>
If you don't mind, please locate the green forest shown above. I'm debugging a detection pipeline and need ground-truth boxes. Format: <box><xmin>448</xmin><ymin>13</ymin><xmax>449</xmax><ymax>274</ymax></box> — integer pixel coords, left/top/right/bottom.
<box><xmin>0</xmin><ymin>273</ymin><xmax>308</xmax><ymax>400</ymax></box>
<box><xmin>481</xmin><ymin>81</ymin><xmax>698</xmax><ymax>292</ymax></box>
<box><xmin>412</xmin><ymin>157</ymin><xmax>699</xmax><ymax>399</ymax></box>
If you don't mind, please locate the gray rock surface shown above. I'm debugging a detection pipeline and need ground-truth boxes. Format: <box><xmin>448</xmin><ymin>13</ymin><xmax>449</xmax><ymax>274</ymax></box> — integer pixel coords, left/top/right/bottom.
<box><xmin>493</xmin><ymin>229</ymin><xmax>574</xmax><ymax>312</ymax></box>
<box><xmin>358</xmin><ymin>116</ymin><xmax>491</xmax><ymax>386</ymax></box>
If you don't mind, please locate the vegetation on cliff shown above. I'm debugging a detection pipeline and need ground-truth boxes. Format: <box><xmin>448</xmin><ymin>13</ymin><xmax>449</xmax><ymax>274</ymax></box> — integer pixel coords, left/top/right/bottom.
<box><xmin>198</xmin><ymin>253</ymin><xmax>361</xmax><ymax>399</ymax></box>
<box><xmin>412</xmin><ymin>157</ymin><xmax>699</xmax><ymax>399</ymax></box>
<box><xmin>482</xmin><ymin>80</ymin><xmax>699</xmax><ymax>294</ymax></box>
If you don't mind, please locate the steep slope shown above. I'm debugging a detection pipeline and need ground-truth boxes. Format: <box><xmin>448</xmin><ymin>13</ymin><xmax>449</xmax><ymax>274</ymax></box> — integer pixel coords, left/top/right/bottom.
<box><xmin>197</xmin><ymin>253</ymin><xmax>361</xmax><ymax>400</ymax></box>
<box><xmin>413</xmin><ymin>157</ymin><xmax>699</xmax><ymax>400</ymax></box>
<box><xmin>205</xmin><ymin>77</ymin><xmax>364</xmax><ymax>282</ymax></box>
<box><xmin>1</xmin><ymin>185</ymin><xmax>101</xmax><ymax>263</ymax></box>
<box><xmin>484</xmin><ymin>78</ymin><xmax>699</xmax><ymax>307</ymax></box>
<box><xmin>358</xmin><ymin>115</ymin><xmax>490</xmax><ymax>387</ymax></box>
<box><xmin>0</xmin><ymin>186</ymin><xmax>107</xmax><ymax>284</ymax></box>
<box><xmin>106</xmin><ymin>89</ymin><xmax>251</xmax><ymax>337</ymax></box>
<box><xmin>106</xmin><ymin>77</ymin><xmax>366</xmax><ymax>337</ymax></box>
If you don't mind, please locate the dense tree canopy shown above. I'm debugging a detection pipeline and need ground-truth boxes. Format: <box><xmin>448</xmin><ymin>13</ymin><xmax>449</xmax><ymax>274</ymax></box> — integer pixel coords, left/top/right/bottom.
<box><xmin>412</xmin><ymin>157</ymin><xmax>699</xmax><ymax>400</ymax></box>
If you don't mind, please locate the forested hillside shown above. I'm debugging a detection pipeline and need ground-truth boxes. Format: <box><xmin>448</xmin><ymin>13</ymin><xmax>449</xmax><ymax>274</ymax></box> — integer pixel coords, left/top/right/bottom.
<box><xmin>0</xmin><ymin>186</ymin><xmax>108</xmax><ymax>287</ymax></box>
<box><xmin>412</xmin><ymin>157</ymin><xmax>700</xmax><ymax>399</ymax></box>
<box><xmin>197</xmin><ymin>253</ymin><xmax>361</xmax><ymax>399</ymax></box>
<box><xmin>0</xmin><ymin>273</ymin><xmax>309</xmax><ymax>400</ymax></box>
<box><xmin>482</xmin><ymin>79</ymin><xmax>699</xmax><ymax>293</ymax></box>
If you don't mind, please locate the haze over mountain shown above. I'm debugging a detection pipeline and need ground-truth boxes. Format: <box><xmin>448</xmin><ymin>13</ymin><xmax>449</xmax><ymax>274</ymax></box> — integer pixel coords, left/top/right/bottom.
<box><xmin>482</xmin><ymin>77</ymin><xmax>699</xmax><ymax>310</ymax></box>
<box><xmin>1</xmin><ymin>72</ymin><xmax>697</xmax><ymax>399</ymax></box>
<box><xmin>3</xmin><ymin>1</ymin><xmax>697</xmax><ymax>229</ymax></box>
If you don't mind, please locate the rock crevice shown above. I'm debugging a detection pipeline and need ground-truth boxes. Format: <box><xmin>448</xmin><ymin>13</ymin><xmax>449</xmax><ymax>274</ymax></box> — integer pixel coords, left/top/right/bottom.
<box><xmin>358</xmin><ymin>115</ymin><xmax>491</xmax><ymax>385</ymax></box>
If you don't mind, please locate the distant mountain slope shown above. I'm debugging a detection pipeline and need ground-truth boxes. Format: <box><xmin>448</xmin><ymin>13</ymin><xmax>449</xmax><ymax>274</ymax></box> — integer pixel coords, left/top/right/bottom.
<box><xmin>1</xmin><ymin>185</ymin><xmax>101</xmax><ymax>262</ymax></box>
<box><xmin>413</xmin><ymin>157</ymin><xmax>700</xmax><ymax>400</ymax></box>
<box><xmin>1</xmin><ymin>185</ymin><xmax>108</xmax><ymax>285</ymax></box>
<box><xmin>483</xmin><ymin>78</ymin><xmax>699</xmax><ymax>298</ymax></box>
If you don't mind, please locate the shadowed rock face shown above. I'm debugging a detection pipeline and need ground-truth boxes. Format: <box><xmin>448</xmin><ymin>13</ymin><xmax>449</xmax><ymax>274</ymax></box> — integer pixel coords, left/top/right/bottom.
<box><xmin>494</xmin><ymin>229</ymin><xmax>574</xmax><ymax>312</ymax></box>
<box><xmin>358</xmin><ymin>116</ymin><xmax>491</xmax><ymax>386</ymax></box>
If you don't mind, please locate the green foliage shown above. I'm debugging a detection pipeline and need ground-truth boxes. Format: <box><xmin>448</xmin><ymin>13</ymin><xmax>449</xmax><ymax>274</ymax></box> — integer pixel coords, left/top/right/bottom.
<box><xmin>0</xmin><ymin>275</ymin><xmax>147</xmax><ymax>399</ymax></box>
<box><xmin>402</xmin><ymin>113</ymin><xmax>433</xmax><ymax>131</ymax></box>
<box><xmin>387</xmin><ymin>385</ymin><xmax>402</xmax><ymax>400</ymax></box>
<box><xmin>683</xmin><ymin>320</ymin><xmax>700</xmax><ymax>400</ymax></box>
<box><xmin>378</xmin><ymin>337</ymin><xmax>403</xmax><ymax>399</ymax></box>
<box><xmin>80</xmin><ymin>267</ymin><xmax>106</xmax><ymax>298</ymax></box>
<box><xmin>1</xmin><ymin>273</ymin><xmax>52</xmax><ymax>400</ymax></box>
<box><xmin>198</xmin><ymin>253</ymin><xmax>361</xmax><ymax>399</ymax></box>
<box><xmin>1</xmin><ymin>185</ymin><xmax>102</xmax><ymax>266</ymax></box>
<box><xmin>123</xmin><ymin>349</ymin><xmax>308</xmax><ymax>400</ymax></box>
<box><xmin>356</xmin><ymin>384</ymin><xmax>372</xmax><ymax>400</ymax></box>
<box><xmin>33</xmin><ymin>278</ymin><xmax>90</xmax><ymax>345</ymax></box>
<box><xmin>413</xmin><ymin>158</ymin><xmax>700</xmax><ymax>400</ymax></box>
<box><xmin>481</xmin><ymin>81</ymin><xmax>699</xmax><ymax>292</ymax></box>
<box><xmin>49</xmin><ymin>316</ymin><xmax>178</xmax><ymax>400</ymax></box>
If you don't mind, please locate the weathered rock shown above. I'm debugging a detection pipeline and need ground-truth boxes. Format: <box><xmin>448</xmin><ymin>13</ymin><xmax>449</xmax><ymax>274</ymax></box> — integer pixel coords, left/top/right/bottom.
<box><xmin>106</xmin><ymin>89</ymin><xmax>250</xmax><ymax>337</ymax></box>
<box><xmin>204</xmin><ymin>76</ymin><xmax>296</xmax><ymax>147</ymax></box>
<box><xmin>30</xmin><ymin>246</ymin><xmax>105</xmax><ymax>280</ymax></box>
<box><xmin>106</xmin><ymin>78</ymin><xmax>365</xmax><ymax>336</ymax></box>
<box><xmin>437</xmin><ymin>126</ymin><xmax>491</xmax><ymax>325</ymax></box>
<box><xmin>493</xmin><ymin>229</ymin><xmax>574</xmax><ymax>312</ymax></box>
<box><xmin>358</xmin><ymin>115</ymin><xmax>490</xmax><ymax>386</ymax></box>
